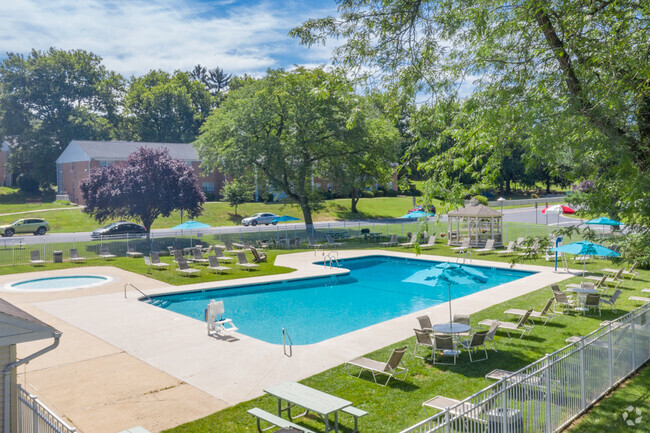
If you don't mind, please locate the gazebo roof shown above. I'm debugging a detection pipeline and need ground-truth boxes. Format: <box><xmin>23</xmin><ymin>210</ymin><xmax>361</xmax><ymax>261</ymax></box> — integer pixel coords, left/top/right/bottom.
<box><xmin>448</xmin><ymin>200</ymin><xmax>503</xmax><ymax>218</ymax></box>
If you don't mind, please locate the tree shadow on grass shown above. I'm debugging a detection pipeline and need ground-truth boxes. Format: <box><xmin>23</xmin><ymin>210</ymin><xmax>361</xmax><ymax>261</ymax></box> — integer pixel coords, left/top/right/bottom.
<box><xmin>328</xmin><ymin>203</ymin><xmax>396</xmax><ymax>221</ymax></box>
<box><xmin>227</xmin><ymin>212</ymin><xmax>243</xmax><ymax>224</ymax></box>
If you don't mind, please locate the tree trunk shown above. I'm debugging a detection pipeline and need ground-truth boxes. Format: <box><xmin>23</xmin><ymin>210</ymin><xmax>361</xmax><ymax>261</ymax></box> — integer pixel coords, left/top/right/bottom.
<box><xmin>351</xmin><ymin>194</ymin><xmax>360</xmax><ymax>213</ymax></box>
<box><xmin>506</xmin><ymin>179</ymin><xmax>511</xmax><ymax>195</ymax></box>
<box><xmin>299</xmin><ymin>198</ymin><xmax>313</xmax><ymax>227</ymax></box>
<box><xmin>546</xmin><ymin>178</ymin><xmax>551</xmax><ymax>194</ymax></box>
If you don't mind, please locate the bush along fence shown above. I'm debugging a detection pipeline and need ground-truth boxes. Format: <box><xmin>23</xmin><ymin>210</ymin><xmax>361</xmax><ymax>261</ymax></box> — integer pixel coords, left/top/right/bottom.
<box><xmin>0</xmin><ymin>219</ymin><xmax>595</xmax><ymax>267</ymax></box>
<box><xmin>398</xmin><ymin>304</ymin><xmax>650</xmax><ymax>433</ymax></box>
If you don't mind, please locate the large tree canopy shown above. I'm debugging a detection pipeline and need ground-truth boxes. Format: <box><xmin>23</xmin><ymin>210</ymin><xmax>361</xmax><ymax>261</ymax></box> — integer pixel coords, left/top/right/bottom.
<box><xmin>80</xmin><ymin>147</ymin><xmax>205</xmax><ymax>232</ymax></box>
<box><xmin>122</xmin><ymin>70</ymin><xmax>212</xmax><ymax>143</ymax></box>
<box><xmin>0</xmin><ymin>47</ymin><xmax>123</xmax><ymax>186</ymax></box>
<box><xmin>293</xmin><ymin>0</ymin><xmax>650</xmax><ymax>252</ymax></box>
<box><xmin>195</xmin><ymin>67</ymin><xmax>399</xmax><ymax>226</ymax></box>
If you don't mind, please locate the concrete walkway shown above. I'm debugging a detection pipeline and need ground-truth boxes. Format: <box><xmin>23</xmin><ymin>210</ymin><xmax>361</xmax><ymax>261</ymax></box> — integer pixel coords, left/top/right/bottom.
<box><xmin>0</xmin><ymin>252</ymin><xmax>578</xmax><ymax>433</ymax></box>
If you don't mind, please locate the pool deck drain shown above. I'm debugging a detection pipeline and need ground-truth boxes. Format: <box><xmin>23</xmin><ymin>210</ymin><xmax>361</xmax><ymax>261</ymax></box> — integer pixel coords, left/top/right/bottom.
<box><xmin>1</xmin><ymin>251</ymin><xmax>577</xmax><ymax>433</ymax></box>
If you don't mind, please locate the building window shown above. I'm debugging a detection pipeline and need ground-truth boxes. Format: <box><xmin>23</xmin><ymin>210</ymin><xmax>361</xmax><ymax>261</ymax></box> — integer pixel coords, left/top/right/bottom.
<box><xmin>202</xmin><ymin>182</ymin><xmax>215</xmax><ymax>192</ymax></box>
<box><xmin>100</xmin><ymin>161</ymin><xmax>110</xmax><ymax>167</ymax></box>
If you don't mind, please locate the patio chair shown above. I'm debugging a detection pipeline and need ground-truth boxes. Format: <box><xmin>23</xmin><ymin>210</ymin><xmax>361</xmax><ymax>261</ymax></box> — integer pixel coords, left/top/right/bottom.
<box><xmin>399</xmin><ymin>234</ymin><xmax>417</xmax><ymax>248</ymax></box>
<box><xmin>250</xmin><ymin>247</ymin><xmax>267</xmax><ymax>263</ymax></box>
<box><xmin>126</xmin><ymin>246</ymin><xmax>143</xmax><ymax>258</ymax></box>
<box><xmin>205</xmin><ymin>299</ymin><xmax>238</xmax><ymax>336</ymax></box>
<box><xmin>150</xmin><ymin>251</ymin><xmax>169</xmax><ymax>270</ymax></box>
<box><xmin>345</xmin><ymin>346</ymin><xmax>408</xmax><ymax>386</ymax></box>
<box><xmin>478</xmin><ymin>310</ymin><xmax>534</xmax><ymax>339</ymax></box>
<box><xmin>505</xmin><ymin>298</ymin><xmax>556</xmax><ymax>325</ymax></box>
<box><xmin>176</xmin><ymin>257</ymin><xmax>200</xmax><ymax>277</ymax></box>
<box><xmin>496</xmin><ymin>241</ymin><xmax>516</xmax><ymax>255</ymax></box>
<box><xmin>413</xmin><ymin>329</ymin><xmax>434</xmax><ymax>360</ymax></box>
<box><xmin>419</xmin><ymin>235</ymin><xmax>437</xmax><ymax>250</ymax></box>
<box><xmin>484</xmin><ymin>321</ymin><xmax>500</xmax><ymax>351</ymax></box>
<box><xmin>551</xmin><ymin>283</ymin><xmax>575</xmax><ymax>301</ymax></box>
<box><xmin>69</xmin><ymin>248</ymin><xmax>86</xmax><ymax>263</ymax></box>
<box><xmin>207</xmin><ymin>255</ymin><xmax>230</xmax><ymax>274</ymax></box>
<box><xmin>191</xmin><ymin>248</ymin><xmax>210</xmax><ymax>265</ymax></box>
<box><xmin>213</xmin><ymin>247</ymin><xmax>234</xmax><ymax>262</ymax></box>
<box><xmin>514</xmin><ymin>237</ymin><xmax>525</xmax><ymax>249</ymax></box>
<box><xmin>223</xmin><ymin>240</ymin><xmax>244</xmax><ymax>254</ymax></box>
<box><xmin>553</xmin><ymin>291</ymin><xmax>576</xmax><ymax>313</ymax></box>
<box><xmin>99</xmin><ymin>245</ymin><xmax>116</xmax><ymax>260</ymax></box>
<box><xmin>601</xmin><ymin>262</ymin><xmax>638</xmax><ymax>280</ymax></box>
<box><xmin>453</xmin><ymin>314</ymin><xmax>471</xmax><ymax>336</ymax></box>
<box><xmin>585</xmin><ymin>269</ymin><xmax>624</xmax><ymax>291</ymax></box>
<box><xmin>29</xmin><ymin>250</ymin><xmax>45</xmax><ymax>266</ymax></box>
<box><xmin>256</xmin><ymin>240</ymin><xmax>269</xmax><ymax>249</ymax></box>
<box><xmin>601</xmin><ymin>289</ymin><xmax>622</xmax><ymax>312</ymax></box>
<box><xmin>416</xmin><ymin>315</ymin><xmax>433</xmax><ymax>332</ymax></box>
<box><xmin>432</xmin><ymin>334</ymin><xmax>457</xmax><ymax>365</ymax></box>
<box><xmin>583</xmin><ymin>293</ymin><xmax>601</xmax><ymax>316</ymax></box>
<box><xmin>450</xmin><ymin>238</ymin><xmax>470</xmax><ymax>251</ymax></box>
<box><xmin>379</xmin><ymin>234</ymin><xmax>398</xmax><ymax>247</ymax></box>
<box><xmin>325</xmin><ymin>234</ymin><xmax>342</xmax><ymax>248</ymax></box>
<box><xmin>236</xmin><ymin>252</ymin><xmax>259</xmax><ymax>271</ymax></box>
<box><xmin>459</xmin><ymin>330</ymin><xmax>489</xmax><ymax>362</ymax></box>
<box><xmin>473</xmin><ymin>239</ymin><xmax>495</xmax><ymax>254</ymax></box>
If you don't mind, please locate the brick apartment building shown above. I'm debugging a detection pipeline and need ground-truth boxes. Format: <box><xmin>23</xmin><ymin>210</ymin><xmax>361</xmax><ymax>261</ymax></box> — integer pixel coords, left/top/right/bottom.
<box><xmin>56</xmin><ymin>140</ymin><xmax>226</xmax><ymax>204</ymax></box>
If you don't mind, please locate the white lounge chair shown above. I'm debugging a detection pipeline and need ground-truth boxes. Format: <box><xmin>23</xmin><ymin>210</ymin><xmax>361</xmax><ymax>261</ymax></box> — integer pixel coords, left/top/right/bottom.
<box><xmin>126</xmin><ymin>246</ymin><xmax>143</xmax><ymax>258</ymax></box>
<box><xmin>422</xmin><ymin>393</ymin><xmax>496</xmax><ymax>422</ymax></box>
<box><xmin>149</xmin><ymin>251</ymin><xmax>169</xmax><ymax>270</ymax></box>
<box><xmin>505</xmin><ymin>298</ymin><xmax>556</xmax><ymax>325</ymax></box>
<box><xmin>191</xmin><ymin>248</ymin><xmax>210</xmax><ymax>265</ymax></box>
<box><xmin>236</xmin><ymin>252</ymin><xmax>259</xmax><ymax>271</ymax></box>
<box><xmin>213</xmin><ymin>247</ymin><xmax>234</xmax><ymax>262</ymax></box>
<box><xmin>223</xmin><ymin>240</ymin><xmax>244</xmax><ymax>254</ymax></box>
<box><xmin>69</xmin><ymin>248</ymin><xmax>86</xmax><ymax>263</ymax></box>
<box><xmin>399</xmin><ymin>234</ymin><xmax>417</xmax><ymax>248</ymax></box>
<box><xmin>630</xmin><ymin>296</ymin><xmax>650</xmax><ymax>304</ymax></box>
<box><xmin>379</xmin><ymin>234</ymin><xmax>398</xmax><ymax>247</ymax></box>
<box><xmin>176</xmin><ymin>257</ymin><xmax>200</xmax><ymax>277</ymax></box>
<box><xmin>479</xmin><ymin>310</ymin><xmax>534</xmax><ymax>339</ymax></box>
<box><xmin>450</xmin><ymin>238</ymin><xmax>470</xmax><ymax>251</ymax></box>
<box><xmin>30</xmin><ymin>250</ymin><xmax>45</xmax><ymax>266</ymax></box>
<box><xmin>345</xmin><ymin>346</ymin><xmax>408</xmax><ymax>386</ymax></box>
<box><xmin>419</xmin><ymin>235</ymin><xmax>437</xmax><ymax>250</ymax></box>
<box><xmin>473</xmin><ymin>239</ymin><xmax>495</xmax><ymax>254</ymax></box>
<box><xmin>205</xmin><ymin>299</ymin><xmax>238</xmax><ymax>336</ymax></box>
<box><xmin>99</xmin><ymin>245</ymin><xmax>116</xmax><ymax>260</ymax></box>
<box><xmin>207</xmin><ymin>255</ymin><xmax>230</xmax><ymax>274</ymax></box>
<box><xmin>325</xmin><ymin>234</ymin><xmax>343</xmax><ymax>248</ymax></box>
<box><xmin>497</xmin><ymin>241</ymin><xmax>516</xmax><ymax>255</ymax></box>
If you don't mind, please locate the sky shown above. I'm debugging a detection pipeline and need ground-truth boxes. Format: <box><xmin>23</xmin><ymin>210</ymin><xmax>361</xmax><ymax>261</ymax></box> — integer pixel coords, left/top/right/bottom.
<box><xmin>0</xmin><ymin>0</ymin><xmax>339</xmax><ymax>78</ymax></box>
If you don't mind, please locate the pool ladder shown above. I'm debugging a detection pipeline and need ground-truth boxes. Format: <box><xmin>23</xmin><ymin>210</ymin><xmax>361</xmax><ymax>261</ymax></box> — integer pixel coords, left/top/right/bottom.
<box><xmin>124</xmin><ymin>283</ymin><xmax>153</xmax><ymax>302</ymax></box>
<box><xmin>323</xmin><ymin>251</ymin><xmax>340</xmax><ymax>269</ymax></box>
<box><xmin>282</xmin><ymin>327</ymin><xmax>293</xmax><ymax>357</ymax></box>
<box><xmin>457</xmin><ymin>250</ymin><xmax>472</xmax><ymax>264</ymax></box>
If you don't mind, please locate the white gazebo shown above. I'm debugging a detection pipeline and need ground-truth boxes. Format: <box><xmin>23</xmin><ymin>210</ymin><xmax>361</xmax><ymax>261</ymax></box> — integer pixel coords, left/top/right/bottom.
<box><xmin>447</xmin><ymin>198</ymin><xmax>503</xmax><ymax>247</ymax></box>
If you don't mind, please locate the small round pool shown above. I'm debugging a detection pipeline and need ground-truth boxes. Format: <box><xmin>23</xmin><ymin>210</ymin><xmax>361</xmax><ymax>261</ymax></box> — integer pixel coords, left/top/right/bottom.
<box><xmin>6</xmin><ymin>275</ymin><xmax>110</xmax><ymax>292</ymax></box>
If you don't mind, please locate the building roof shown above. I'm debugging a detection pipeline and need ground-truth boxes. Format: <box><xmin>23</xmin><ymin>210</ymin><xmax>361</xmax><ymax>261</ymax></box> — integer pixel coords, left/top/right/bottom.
<box><xmin>0</xmin><ymin>298</ymin><xmax>59</xmax><ymax>346</ymax></box>
<box><xmin>448</xmin><ymin>199</ymin><xmax>503</xmax><ymax>217</ymax></box>
<box><xmin>56</xmin><ymin>140</ymin><xmax>199</xmax><ymax>164</ymax></box>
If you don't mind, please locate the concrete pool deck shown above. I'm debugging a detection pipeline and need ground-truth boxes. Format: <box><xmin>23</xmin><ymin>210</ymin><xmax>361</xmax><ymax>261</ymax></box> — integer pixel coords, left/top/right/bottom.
<box><xmin>0</xmin><ymin>251</ymin><xmax>578</xmax><ymax>433</ymax></box>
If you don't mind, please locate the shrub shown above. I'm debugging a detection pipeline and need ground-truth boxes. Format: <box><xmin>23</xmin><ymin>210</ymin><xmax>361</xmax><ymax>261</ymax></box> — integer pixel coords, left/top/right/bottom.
<box><xmin>17</xmin><ymin>174</ymin><xmax>40</xmax><ymax>194</ymax></box>
<box><xmin>473</xmin><ymin>195</ymin><xmax>489</xmax><ymax>206</ymax></box>
<box><xmin>360</xmin><ymin>190</ymin><xmax>374</xmax><ymax>198</ymax></box>
<box><xmin>385</xmin><ymin>189</ymin><xmax>398</xmax><ymax>197</ymax></box>
<box><xmin>204</xmin><ymin>192</ymin><xmax>216</xmax><ymax>201</ymax></box>
<box><xmin>373</xmin><ymin>189</ymin><xmax>385</xmax><ymax>197</ymax></box>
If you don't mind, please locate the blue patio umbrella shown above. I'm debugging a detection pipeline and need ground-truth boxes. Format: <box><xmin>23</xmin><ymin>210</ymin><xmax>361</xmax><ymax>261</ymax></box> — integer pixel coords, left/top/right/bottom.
<box><xmin>585</xmin><ymin>217</ymin><xmax>622</xmax><ymax>226</ymax></box>
<box><xmin>400</xmin><ymin>211</ymin><xmax>434</xmax><ymax>219</ymax></box>
<box><xmin>550</xmin><ymin>241</ymin><xmax>620</xmax><ymax>285</ymax></box>
<box><xmin>404</xmin><ymin>262</ymin><xmax>488</xmax><ymax>324</ymax></box>
<box><xmin>172</xmin><ymin>220</ymin><xmax>211</xmax><ymax>230</ymax></box>
<box><xmin>271</xmin><ymin>215</ymin><xmax>301</xmax><ymax>223</ymax></box>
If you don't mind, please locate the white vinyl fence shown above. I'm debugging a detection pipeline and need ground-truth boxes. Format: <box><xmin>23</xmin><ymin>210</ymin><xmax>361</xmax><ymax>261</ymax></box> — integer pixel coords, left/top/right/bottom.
<box><xmin>399</xmin><ymin>303</ymin><xmax>650</xmax><ymax>433</ymax></box>
<box><xmin>17</xmin><ymin>385</ymin><xmax>76</xmax><ymax>433</ymax></box>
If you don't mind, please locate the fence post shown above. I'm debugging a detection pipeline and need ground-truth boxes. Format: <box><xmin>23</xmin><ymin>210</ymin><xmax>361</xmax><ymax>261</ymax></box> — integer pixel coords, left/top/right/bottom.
<box><xmin>608</xmin><ymin>324</ymin><xmax>613</xmax><ymax>388</ymax></box>
<box><xmin>32</xmin><ymin>394</ymin><xmax>39</xmax><ymax>433</ymax></box>
<box><xmin>444</xmin><ymin>407</ymin><xmax>450</xmax><ymax>433</ymax></box>
<box><xmin>632</xmin><ymin>311</ymin><xmax>637</xmax><ymax>369</ymax></box>
<box><xmin>545</xmin><ymin>354</ymin><xmax>552</xmax><ymax>432</ymax></box>
<box><xmin>501</xmin><ymin>379</ymin><xmax>508</xmax><ymax>433</ymax></box>
<box><xmin>358</xmin><ymin>221</ymin><xmax>361</xmax><ymax>239</ymax></box>
<box><xmin>12</xmin><ymin>243</ymin><xmax>14</xmax><ymax>266</ymax></box>
<box><xmin>579</xmin><ymin>338</ymin><xmax>586</xmax><ymax>410</ymax></box>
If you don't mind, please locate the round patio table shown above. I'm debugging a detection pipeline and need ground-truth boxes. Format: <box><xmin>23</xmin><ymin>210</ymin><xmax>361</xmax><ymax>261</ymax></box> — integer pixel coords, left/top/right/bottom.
<box><xmin>431</xmin><ymin>323</ymin><xmax>471</xmax><ymax>334</ymax></box>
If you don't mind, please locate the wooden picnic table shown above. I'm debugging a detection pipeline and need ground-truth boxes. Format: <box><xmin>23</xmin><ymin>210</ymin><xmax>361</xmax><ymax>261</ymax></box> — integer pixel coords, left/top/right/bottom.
<box><xmin>264</xmin><ymin>381</ymin><xmax>352</xmax><ymax>433</ymax></box>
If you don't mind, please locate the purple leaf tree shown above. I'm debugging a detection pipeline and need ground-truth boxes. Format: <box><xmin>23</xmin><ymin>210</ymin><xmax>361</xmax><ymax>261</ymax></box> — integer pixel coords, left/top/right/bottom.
<box><xmin>80</xmin><ymin>147</ymin><xmax>206</xmax><ymax>232</ymax></box>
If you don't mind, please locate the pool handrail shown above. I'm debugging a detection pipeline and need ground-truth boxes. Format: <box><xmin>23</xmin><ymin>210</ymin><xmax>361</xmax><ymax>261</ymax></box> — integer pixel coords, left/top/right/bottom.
<box><xmin>124</xmin><ymin>283</ymin><xmax>153</xmax><ymax>302</ymax></box>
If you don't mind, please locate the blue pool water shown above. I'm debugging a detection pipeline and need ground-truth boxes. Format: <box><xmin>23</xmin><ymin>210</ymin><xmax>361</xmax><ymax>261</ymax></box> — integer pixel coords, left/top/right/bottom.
<box><xmin>148</xmin><ymin>256</ymin><xmax>534</xmax><ymax>345</ymax></box>
<box><xmin>9</xmin><ymin>276</ymin><xmax>108</xmax><ymax>291</ymax></box>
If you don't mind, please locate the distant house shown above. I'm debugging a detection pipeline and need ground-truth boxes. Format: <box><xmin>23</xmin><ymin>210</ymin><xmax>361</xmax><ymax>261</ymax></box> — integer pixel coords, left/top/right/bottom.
<box><xmin>0</xmin><ymin>142</ymin><xmax>13</xmax><ymax>187</ymax></box>
<box><xmin>0</xmin><ymin>298</ymin><xmax>61</xmax><ymax>432</ymax></box>
<box><xmin>56</xmin><ymin>140</ymin><xmax>226</xmax><ymax>204</ymax></box>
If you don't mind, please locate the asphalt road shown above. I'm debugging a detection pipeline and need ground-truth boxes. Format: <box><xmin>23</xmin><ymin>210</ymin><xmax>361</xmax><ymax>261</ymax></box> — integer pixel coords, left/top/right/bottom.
<box><xmin>1</xmin><ymin>205</ymin><xmax>587</xmax><ymax>246</ymax></box>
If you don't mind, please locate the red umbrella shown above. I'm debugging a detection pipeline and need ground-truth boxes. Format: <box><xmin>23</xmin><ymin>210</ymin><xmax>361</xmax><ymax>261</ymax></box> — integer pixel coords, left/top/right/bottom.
<box><xmin>542</xmin><ymin>204</ymin><xmax>575</xmax><ymax>214</ymax></box>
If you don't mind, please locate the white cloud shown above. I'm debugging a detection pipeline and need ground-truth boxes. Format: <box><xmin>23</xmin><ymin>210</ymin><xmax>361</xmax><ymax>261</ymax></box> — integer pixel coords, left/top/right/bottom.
<box><xmin>0</xmin><ymin>0</ymin><xmax>336</xmax><ymax>77</ymax></box>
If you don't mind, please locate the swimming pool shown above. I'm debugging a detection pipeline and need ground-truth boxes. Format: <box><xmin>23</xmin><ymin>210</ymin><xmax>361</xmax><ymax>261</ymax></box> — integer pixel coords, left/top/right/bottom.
<box><xmin>7</xmin><ymin>275</ymin><xmax>110</xmax><ymax>291</ymax></box>
<box><xmin>148</xmin><ymin>256</ymin><xmax>534</xmax><ymax>345</ymax></box>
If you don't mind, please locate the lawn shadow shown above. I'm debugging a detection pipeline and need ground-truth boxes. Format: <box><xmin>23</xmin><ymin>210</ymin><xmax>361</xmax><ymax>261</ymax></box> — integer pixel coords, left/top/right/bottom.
<box><xmin>227</xmin><ymin>213</ymin><xmax>243</xmax><ymax>224</ymax></box>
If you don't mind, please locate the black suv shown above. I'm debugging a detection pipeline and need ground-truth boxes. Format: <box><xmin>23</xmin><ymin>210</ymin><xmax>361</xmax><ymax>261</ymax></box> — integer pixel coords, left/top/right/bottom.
<box><xmin>91</xmin><ymin>221</ymin><xmax>147</xmax><ymax>238</ymax></box>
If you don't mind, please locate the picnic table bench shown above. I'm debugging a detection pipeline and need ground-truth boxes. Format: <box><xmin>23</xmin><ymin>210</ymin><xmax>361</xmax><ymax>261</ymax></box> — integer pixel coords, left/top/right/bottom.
<box><xmin>247</xmin><ymin>408</ymin><xmax>316</xmax><ymax>433</ymax></box>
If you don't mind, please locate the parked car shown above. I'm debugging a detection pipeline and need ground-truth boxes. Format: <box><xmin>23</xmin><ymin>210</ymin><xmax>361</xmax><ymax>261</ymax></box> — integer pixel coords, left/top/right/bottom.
<box><xmin>91</xmin><ymin>221</ymin><xmax>147</xmax><ymax>238</ymax></box>
<box><xmin>241</xmin><ymin>213</ymin><xmax>280</xmax><ymax>226</ymax></box>
<box><xmin>0</xmin><ymin>218</ymin><xmax>50</xmax><ymax>237</ymax></box>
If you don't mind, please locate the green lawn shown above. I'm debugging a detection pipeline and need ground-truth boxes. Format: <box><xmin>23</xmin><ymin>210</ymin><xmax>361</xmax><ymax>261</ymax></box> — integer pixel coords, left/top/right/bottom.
<box><xmin>159</xmin><ymin>242</ymin><xmax>649</xmax><ymax>433</ymax></box>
